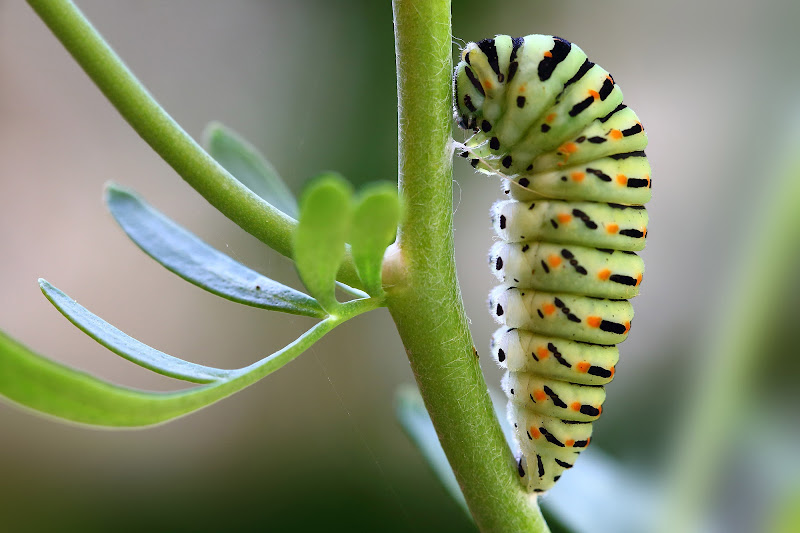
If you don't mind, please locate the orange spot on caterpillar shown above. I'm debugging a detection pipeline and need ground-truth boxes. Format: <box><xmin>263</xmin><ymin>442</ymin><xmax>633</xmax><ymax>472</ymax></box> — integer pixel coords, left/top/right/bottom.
<box><xmin>610</xmin><ymin>367</ymin><xmax>615</xmax><ymax>377</ymax></box>
<box><xmin>586</xmin><ymin>437</ymin><xmax>591</xmax><ymax>445</ymax></box>
<box><xmin>565</xmin><ymin>439</ymin><xmax>575</xmax><ymax>447</ymax></box>
<box><xmin>588</xmin><ymin>89</ymin><xmax>600</xmax><ymax>100</ymax></box>
<box><xmin>616</xmin><ymin>174</ymin><xmax>628</xmax><ymax>185</ymax></box>
<box><xmin>624</xmin><ymin>321</ymin><xmax>631</xmax><ymax>333</ymax></box>
<box><xmin>530</xmin><ymin>426</ymin><xmax>541</xmax><ymax>439</ymax></box>
<box><xmin>643</xmin><ymin>227</ymin><xmax>648</xmax><ymax>237</ymax></box>
<box><xmin>609</xmin><ymin>129</ymin><xmax>623</xmax><ymax>140</ymax></box>
<box><xmin>560</xmin><ymin>142</ymin><xmax>578</xmax><ymax>154</ymax></box>
<box><xmin>576</xmin><ymin>362</ymin><xmax>590</xmax><ymax>373</ymax></box>
<box><xmin>518</xmin><ymin>84</ymin><xmax>527</xmax><ymax>93</ymax></box>
<box><xmin>606</xmin><ymin>223</ymin><xmax>619</xmax><ymax>234</ymax></box>
<box><xmin>571</xmin><ymin>171</ymin><xmax>585</xmax><ymax>182</ymax></box>
<box><xmin>537</xmin><ymin>346</ymin><xmax>549</xmax><ymax>359</ymax></box>
<box><xmin>543</xmin><ymin>50</ymin><xmax>553</xmax><ymax>58</ymax></box>
<box><xmin>483</xmin><ymin>81</ymin><xmax>493</xmax><ymax>90</ymax></box>
<box><xmin>548</xmin><ymin>255</ymin><xmax>562</xmax><ymax>268</ymax></box>
<box><xmin>587</xmin><ymin>316</ymin><xmax>602</xmax><ymax>328</ymax></box>
<box><xmin>606</xmin><ymin>74</ymin><xmax>614</xmax><ymax>82</ymax></box>
<box><xmin>543</xmin><ymin>304</ymin><xmax>556</xmax><ymax>316</ymax></box>
<box><xmin>571</xmin><ymin>402</ymin><xmax>581</xmax><ymax>412</ymax></box>
<box><xmin>533</xmin><ymin>390</ymin><xmax>547</xmax><ymax>402</ymax></box>
<box><xmin>557</xmin><ymin>213</ymin><xmax>572</xmax><ymax>224</ymax></box>
<box><xmin>598</xmin><ymin>268</ymin><xmax>611</xmax><ymax>281</ymax></box>
<box><xmin>598</xmin><ymin>405</ymin><xmax>603</xmax><ymax>415</ymax></box>
<box><xmin>545</xmin><ymin>113</ymin><xmax>557</xmax><ymax>123</ymax></box>
<box><xmin>636</xmin><ymin>273</ymin><xmax>643</xmax><ymax>286</ymax></box>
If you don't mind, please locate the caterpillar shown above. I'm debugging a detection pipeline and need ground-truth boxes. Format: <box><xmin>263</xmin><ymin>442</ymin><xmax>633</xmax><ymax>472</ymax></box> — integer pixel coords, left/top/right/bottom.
<box><xmin>453</xmin><ymin>35</ymin><xmax>651</xmax><ymax>493</ymax></box>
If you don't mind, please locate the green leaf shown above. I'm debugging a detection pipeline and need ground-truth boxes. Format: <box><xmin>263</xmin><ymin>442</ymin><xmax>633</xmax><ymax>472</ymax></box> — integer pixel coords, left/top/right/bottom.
<box><xmin>350</xmin><ymin>184</ymin><xmax>401</xmax><ymax>295</ymax></box>
<box><xmin>0</xmin><ymin>319</ymin><xmax>336</xmax><ymax>428</ymax></box>
<box><xmin>294</xmin><ymin>174</ymin><xmax>354</xmax><ymax>312</ymax></box>
<box><xmin>203</xmin><ymin>122</ymin><xmax>298</xmax><ymax>218</ymax></box>
<box><xmin>106</xmin><ymin>183</ymin><xmax>326</xmax><ymax>318</ymax></box>
<box><xmin>40</xmin><ymin>279</ymin><xmax>232</xmax><ymax>383</ymax></box>
<box><xmin>395</xmin><ymin>385</ymin><xmax>471</xmax><ymax>518</ymax></box>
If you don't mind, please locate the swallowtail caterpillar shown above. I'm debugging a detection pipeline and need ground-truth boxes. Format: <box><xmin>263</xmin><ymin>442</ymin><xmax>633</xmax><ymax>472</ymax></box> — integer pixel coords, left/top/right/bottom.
<box><xmin>454</xmin><ymin>34</ymin><xmax>651</xmax><ymax>493</ymax></box>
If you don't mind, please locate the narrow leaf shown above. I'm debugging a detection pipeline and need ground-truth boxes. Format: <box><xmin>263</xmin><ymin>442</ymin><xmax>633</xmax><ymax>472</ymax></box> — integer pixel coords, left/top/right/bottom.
<box><xmin>542</xmin><ymin>449</ymin><xmax>654</xmax><ymax>533</ymax></box>
<box><xmin>492</xmin><ymin>387</ymin><xmax>652</xmax><ymax>533</ymax></box>
<box><xmin>294</xmin><ymin>174</ymin><xmax>353</xmax><ymax>312</ymax></box>
<box><xmin>489</xmin><ymin>387</ymin><xmax>651</xmax><ymax>533</ymax></box>
<box><xmin>397</xmin><ymin>385</ymin><xmax>654</xmax><ymax>533</ymax></box>
<box><xmin>336</xmin><ymin>281</ymin><xmax>370</xmax><ymax>299</ymax></box>
<box><xmin>350</xmin><ymin>184</ymin><xmax>401</xmax><ymax>295</ymax></box>
<box><xmin>0</xmin><ymin>319</ymin><xmax>335</xmax><ymax>428</ymax></box>
<box><xmin>40</xmin><ymin>279</ymin><xmax>231</xmax><ymax>383</ymax></box>
<box><xmin>0</xmin><ymin>329</ymin><xmax>207</xmax><ymax>427</ymax></box>
<box><xmin>203</xmin><ymin>121</ymin><xmax>298</xmax><ymax>218</ymax></box>
<box><xmin>106</xmin><ymin>183</ymin><xmax>326</xmax><ymax>318</ymax></box>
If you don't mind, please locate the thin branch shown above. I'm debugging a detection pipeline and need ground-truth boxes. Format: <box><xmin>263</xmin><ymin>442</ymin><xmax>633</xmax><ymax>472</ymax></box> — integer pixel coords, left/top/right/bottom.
<box><xmin>26</xmin><ymin>0</ymin><xmax>362</xmax><ymax>288</ymax></box>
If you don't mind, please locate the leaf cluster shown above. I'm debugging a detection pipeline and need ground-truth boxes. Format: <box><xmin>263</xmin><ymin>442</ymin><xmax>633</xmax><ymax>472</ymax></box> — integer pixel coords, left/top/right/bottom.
<box><xmin>0</xmin><ymin>123</ymin><xmax>400</xmax><ymax>428</ymax></box>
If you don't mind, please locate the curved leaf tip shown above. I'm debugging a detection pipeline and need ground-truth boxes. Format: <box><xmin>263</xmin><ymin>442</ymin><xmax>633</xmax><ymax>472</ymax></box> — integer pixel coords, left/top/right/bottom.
<box><xmin>202</xmin><ymin>121</ymin><xmax>298</xmax><ymax>218</ymax></box>
<box><xmin>104</xmin><ymin>182</ymin><xmax>326</xmax><ymax>318</ymax></box>
<box><xmin>38</xmin><ymin>278</ymin><xmax>232</xmax><ymax>384</ymax></box>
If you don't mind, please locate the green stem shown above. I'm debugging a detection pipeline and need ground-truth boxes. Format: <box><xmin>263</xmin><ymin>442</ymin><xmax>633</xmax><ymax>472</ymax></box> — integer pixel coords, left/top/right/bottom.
<box><xmin>0</xmin><ymin>295</ymin><xmax>383</xmax><ymax>428</ymax></box>
<box><xmin>26</xmin><ymin>0</ymin><xmax>362</xmax><ymax>288</ymax></box>
<box><xmin>238</xmin><ymin>295</ymin><xmax>385</xmax><ymax>378</ymax></box>
<box><xmin>386</xmin><ymin>2</ymin><xmax>548</xmax><ymax>531</ymax></box>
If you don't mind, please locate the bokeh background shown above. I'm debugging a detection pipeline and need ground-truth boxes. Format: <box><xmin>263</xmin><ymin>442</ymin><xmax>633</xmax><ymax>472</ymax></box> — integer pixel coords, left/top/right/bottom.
<box><xmin>1</xmin><ymin>1</ymin><xmax>799</xmax><ymax>532</ymax></box>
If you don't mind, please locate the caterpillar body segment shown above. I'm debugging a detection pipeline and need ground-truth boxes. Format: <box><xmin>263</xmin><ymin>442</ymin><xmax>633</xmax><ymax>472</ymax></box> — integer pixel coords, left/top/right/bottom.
<box><xmin>454</xmin><ymin>34</ymin><xmax>650</xmax><ymax>493</ymax></box>
<box><xmin>489</xmin><ymin>240</ymin><xmax>643</xmax><ymax>299</ymax></box>
<box><xmin>505</xmin><ymin>155</ymin><xmax>652</xmax><ymax>205</ymax></box>
<box><xmin>491</xmin><ymin>328</ymin><xmax>618</xmax><ymax>385</ymax></box>
<box><xmin>490</xmin><ymin>286</ymin><xmax>633</xmax><ymax>344</ymax></box>
<box><xmin>491</xmin><ymin>199</ymin><xmax>648</xmax><ymax>251</ymax></box>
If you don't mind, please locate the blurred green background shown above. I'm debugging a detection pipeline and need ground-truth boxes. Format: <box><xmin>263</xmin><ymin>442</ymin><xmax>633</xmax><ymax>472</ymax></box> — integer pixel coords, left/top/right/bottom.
<box><xmin>1</xmin><ymin>1</ymin><xmax>799</xmax><ymax>531</ymax></box>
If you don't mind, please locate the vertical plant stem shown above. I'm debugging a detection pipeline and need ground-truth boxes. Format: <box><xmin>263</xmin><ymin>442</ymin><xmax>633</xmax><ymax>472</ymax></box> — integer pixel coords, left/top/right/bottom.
<box><xmin>386</xmin><ymin>1</ymin><xmax>549</xmax><ymax>531</ymax></box>
<box><xmin>26</xmin><ymin>0</ymin><xmax>361</xmax><ymax>287</ymax></box>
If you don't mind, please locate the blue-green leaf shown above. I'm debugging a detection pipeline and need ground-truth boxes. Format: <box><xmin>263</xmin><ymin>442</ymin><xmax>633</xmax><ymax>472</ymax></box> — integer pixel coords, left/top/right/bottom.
<box><xmin>203</xmin><ymin>121</ymin><xmax>298</xmax><ymax>218</ymax></box>
<box><xmin>40</xmin><ymin>279</ymin><xmax>232</xmax><ymax>383</ymax></box>
<box><xmin>294</xmin><ymin>174</ymin><xmax>353</xmax><ymax>312</ymax></box>
<box><xmin>395</xmin><ymin>385</ymin><xmax>471</xmax><ymax>518</ymax></box>
<box><xmin>397</xmin><ymin>385</ymin><xmax>656</xmax><ymax>533</ymax></box>
<box><xmin>0</xmin><ymin>319</ymin><xmax>336</xmax><ymax>428</ymax></box>
<box><xmin>106</xmin><ymin>183</ymin><xmax>326</xmax><ymax>318</ymax></box>
<box><xmin>542</xmin><ymin>448</ymin><xmax>654</xmax><ymax>533</ymax></box>
<box><xmin>350</xmin><ymin>184</ymin><xmax>401</xmax><ymax>295</ymax></box>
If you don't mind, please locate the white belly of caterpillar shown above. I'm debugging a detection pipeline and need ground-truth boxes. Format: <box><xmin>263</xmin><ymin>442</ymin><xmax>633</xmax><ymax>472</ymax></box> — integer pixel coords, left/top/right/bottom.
<box><xmin>454</xmin><ymin>34</ymin><xmax>651</xmax><ymax>493</ymax></box>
